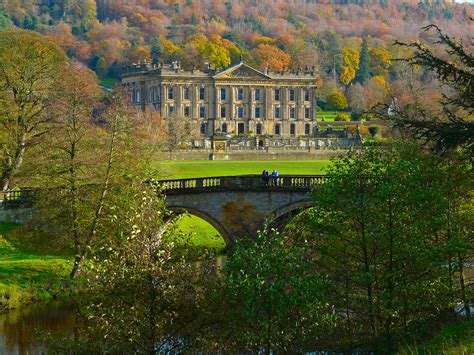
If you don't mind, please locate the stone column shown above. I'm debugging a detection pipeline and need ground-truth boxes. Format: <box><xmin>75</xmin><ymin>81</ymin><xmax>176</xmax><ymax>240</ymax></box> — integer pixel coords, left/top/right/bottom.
<box><xmin>229</xmin><ymin>86</ymin><xmax>234</xmax><ymax>121</ymax></box>
<box><xmin>161</xmin><ymin>83</ymin><xmax>168</xmax><ymax>118</ymax></box>
<box><xmin>176</xmin><ymin>85</ymin><xmax>182</xmax><ymax>117</ymax></box>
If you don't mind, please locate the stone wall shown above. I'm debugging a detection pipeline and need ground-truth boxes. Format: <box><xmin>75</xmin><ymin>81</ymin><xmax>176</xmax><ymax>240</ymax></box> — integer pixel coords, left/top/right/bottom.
<box><xmin>0</xmin><ymin>207</ymin><xmax>32</xmax><ymax>224</ymax></box>
<box><xmin>169</xmin><ymin>149</ymin><xmax>345</xmax><ymax>161</ymax></box>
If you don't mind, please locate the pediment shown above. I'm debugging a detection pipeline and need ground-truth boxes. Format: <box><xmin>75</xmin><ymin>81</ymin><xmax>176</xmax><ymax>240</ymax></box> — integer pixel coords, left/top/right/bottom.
<box><xmin>213</xmin><ymin>62</ymin><xmax>271</xmax><ymax>80</ymax></box>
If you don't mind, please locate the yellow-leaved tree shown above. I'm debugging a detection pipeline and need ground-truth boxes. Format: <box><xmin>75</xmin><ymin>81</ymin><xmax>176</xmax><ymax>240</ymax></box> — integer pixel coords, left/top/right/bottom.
<box><xmin>340</xmin><ymin>48</ymin><xmax>360</xmax><ymax>85</ymax></box>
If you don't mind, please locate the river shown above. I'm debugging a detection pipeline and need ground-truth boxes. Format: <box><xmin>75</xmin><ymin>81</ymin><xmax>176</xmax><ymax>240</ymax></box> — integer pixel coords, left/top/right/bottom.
<box><xmin>0</xmin><ymin>301</ymin><xmax>75</xmax><ymax>354</ymax></box>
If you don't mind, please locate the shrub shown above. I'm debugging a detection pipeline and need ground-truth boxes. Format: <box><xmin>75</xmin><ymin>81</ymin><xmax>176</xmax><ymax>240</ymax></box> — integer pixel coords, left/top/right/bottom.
<box><xmin>335</xmin><ymin>113</ymin><xmax>350</xmax><ymax>122</ymax></box>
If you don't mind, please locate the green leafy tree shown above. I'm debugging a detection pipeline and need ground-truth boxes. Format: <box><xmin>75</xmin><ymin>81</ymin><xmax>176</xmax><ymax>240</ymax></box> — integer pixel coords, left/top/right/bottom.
<box><xmin>95</xmin><ymin>56</ymin><xmax>108</xmax><ymax>77</ymax></box>
<box><xmin>0</xmin><ymin>12</ymin><xmax>11</xmax><ymax>29</ymax></box>
<box><xmin>356</xmin><ymin>37</ymin><xmax>371</xmax><ymax>83</ymax></box>
<box><xmin>45</xmin><ymin>185</ymin><xmax>217</xmax><ymax>353</ymax></box>
<box><xmin>326</xmin><ymin>90</ymin><xmax>348</xmax><ymax>110</ymax></box>
<box><xmin>0</xmin><ymin>29</ymin><xmax>66</xmax><ymax>191</ymax></box>
<box><xmin>289</xmin><ymin>144</ymin><xmax>467</xmax><ymax>351</ymax></box>
<box><xmin>210</xmin><ymin>228</ymin><xmax>335</xmax><ymax>353</ymax></box>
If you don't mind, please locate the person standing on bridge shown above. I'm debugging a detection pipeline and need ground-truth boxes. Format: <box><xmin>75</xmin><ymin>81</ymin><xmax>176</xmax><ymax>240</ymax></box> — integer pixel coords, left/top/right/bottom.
<box><xmin>271</xmin><ymin>169</ymin><xmax>279</xmax><ymax>186</ymax></box>
<box><xmin>262</xmin><ymin>169</ymin><xmax>269</xmax><ymax>186</ymax></box>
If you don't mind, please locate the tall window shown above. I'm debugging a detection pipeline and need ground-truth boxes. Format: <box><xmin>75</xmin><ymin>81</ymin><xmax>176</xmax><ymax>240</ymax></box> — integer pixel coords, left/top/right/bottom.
<box><xmin>305</xmin><ymin>123</ymin><xmax>311</xmax><ymax>135</ymax></box>
<box><xmin>167</xmin><ymin>87</ymin><xmax>174</xmax><ymax>100</ymax></box>
<box><xmin>289</xmin><ymin>107</ymin><xmax>295</xmax><ymax>119</ymax></box>
<box><xmin>290</xmin><ymin>123</ymin><xmax>296</xmax><ymax>135</ymax></box>
<box><xmin>274</xmin><ymin>107</ymin><xmax>281</xmax><ymax>119</ymax></box>
<box><xmin>238</xmin><ymin>123</ymin><xmax>245</xmax><ymax>134</ymax></box>
<box><xmin>184</xmin><ymin>87</ymin><xmax>190</xmax><ymax>100</ymax></box>
<box><xmin>200</xmin><ymin>123</ymin><xmax>206</xmax><ymax>134</ymax></box>
<box><xmin>274</xmin><ymin>89</ymin><xmax>280</xmax><ymax>101</ymax></box>
<box><xmin>304</xmin><ymin>107</ymin><xmax>310</xmax><ymax>119</ymax></box>
<box><xmin>304</xmin><ymin>89</ymin><xmax>310</xmax><ymax>102</ymax></box>
<box><xmin>220</xmin><ymin>88</ymin><xmax>226</xmax><ymax>100</ymax></box>
<box><xmin>221</xmin><ymin>106</ymin><xmax>226</xmax><ymax>118</ymax></box>
<box><xmin>255</xmin><ymin>107</ymin><xmax>261</xmax><ymax>119</ymax></box>
<box><xmin>238</xmin><ymin>106</ymin><xmax>244</xmax><ymax>119</ymax></box>
<box><xmin>222</xmin><ymin>123</ymin><xmax>228</xmax><ymax>133</ymax></box>
<box><xmin>184</xmin><ymin>105</ymin><xmax>190</xmax><ymax>117</ymax></box>
<box><xmin>289</xmin><ymin>89</ymin><xmax>295</xmax><ymax>101</ymax></box>
<box><xmin>256</xmin><ymin>123</ymin><xmax>262</xmax><ymax>135</ymax></box>
<box><xmin>255</xmin><ymin>89</ymin><xmax>261</xmax><ymax>101</ymax></box>
<box><xmin>238</xmin><ymin>88</ymin><xmax>244</xmax><ymax>101</ymax></box>
<box><xmin>199</xmin><ymin>87</ymin><xmax>205</xmax><ymax>100</ymax></box>
<box><xmin>168</xmin><ymin>105</ymin><xmax>174</xmax><ymax>115</ymax></box>
<box><xmin>135</xmin><ymin>91</ymin><xmax>141</xmax><ymax>103</ymax></box>
<box><xmin>199</xmin><ymin>106</ymin><xmax>205</xmax><ymax>118</ymax></box>
<box><xmin>275</xmin><ymin>124</ymin><xmax>281</xmax><ymax>135</ymax></box>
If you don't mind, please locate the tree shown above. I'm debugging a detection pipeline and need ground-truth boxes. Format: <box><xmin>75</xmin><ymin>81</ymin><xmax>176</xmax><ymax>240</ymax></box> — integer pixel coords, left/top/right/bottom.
<box><xmin>0</xmin><ymin>12</ymin><xmax>11</xmax><ymax>29</ymax></box>
<box><xmin>211</xmin><ymin>228</ymin><xmax>335</xmax><ymax>353</ymax></box>
<box><xmin>356</xmin><ymin>37</ymin><xmax>370</xmax><ymax>84</ymax></box>
<box><xmin>288</xmin><ymin>144</ymin><xmax>470</xmax><ymax>351</ymax></box>
<box><xmin>95</xmin><ymin>56</ymin><xmax>108</xmax><ymax>77</ymax></box>
<box><xmin>251</xmin><ymin>44</ymin><xmax>291</xmax><ymax>71</ymax></box>
<box><xmin>0</xmin><ymin>30</ymin><xmax>66</xmax><ymax>191</ymax></box>
<box><xmin>40</xmin><ymin>62</ymin><xmax>101</xmax><ymax>279</ymax></box>
<box><xmin>325</xmin><ymin>90</ymin><xmax>348</xmax><ymax>110</ymax></box>
<box><xmin>369</xmin><ymin>47</ymin><xmax>391</xmax><ymax>77</ymax></box>
<box><xmin>383</xmin><ymin>25</ymin><xmax>474</xmax><ymax>156</ymax></box>
<box><xmin>340</xmin><ymin>48</ymin><xmax>360</xmax><ymax>85</ymax></box>
<box><xmin>46</xmin><ymin>185</ymin><xmax>217</xmax><ymax>353</ymax></box>
<box><xmin>165</xmin><ymin>116</ymin><xmax>193</xmax><ymax>159</ymax></box>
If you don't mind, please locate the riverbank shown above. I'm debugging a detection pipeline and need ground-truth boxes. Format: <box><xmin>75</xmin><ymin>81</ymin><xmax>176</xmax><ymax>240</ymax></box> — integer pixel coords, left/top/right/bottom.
<box><xmin>0</xmin><ymin>222</ymin><xmax>71</xmax><ymax>313</ymax></box>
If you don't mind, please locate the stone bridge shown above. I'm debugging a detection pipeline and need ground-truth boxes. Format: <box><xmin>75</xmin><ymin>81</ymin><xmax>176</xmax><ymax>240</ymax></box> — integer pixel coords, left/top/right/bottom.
<box><xmin>1</xmin><ymin>175</ymin><xmax>328</xmax><ymax>247</ymax></box>
<box><xmin>158</xmin><ymin>175</ymin><xmax>327</xmax><ymax>247</ymax></box>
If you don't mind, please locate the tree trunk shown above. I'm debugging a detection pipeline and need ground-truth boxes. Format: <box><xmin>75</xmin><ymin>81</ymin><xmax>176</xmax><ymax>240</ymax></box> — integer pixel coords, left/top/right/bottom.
<box><xmin>1</xmin><ymin>135</ymin><xmax>27</xmax><ymax>192</ymax></box>
<box><xmin>458</xmin><ymin>257</ymin><xmax>471</xmax><ymax>320</ymax></box>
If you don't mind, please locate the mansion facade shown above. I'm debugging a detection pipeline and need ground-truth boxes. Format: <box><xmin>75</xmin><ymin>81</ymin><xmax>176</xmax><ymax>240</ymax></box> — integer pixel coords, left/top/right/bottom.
<box><xmin>121</xmin><ymin>60</ymin><xmax>323</xmax><ymax>148</ymax></box>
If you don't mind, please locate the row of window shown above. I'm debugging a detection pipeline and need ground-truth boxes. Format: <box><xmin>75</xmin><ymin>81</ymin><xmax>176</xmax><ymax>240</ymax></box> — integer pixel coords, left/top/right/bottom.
<box><xmin>135</xmin><ymin>87</ymin><xmax>313</xmax><ymax>104</ymax></box>
<box><xmin>164</xmin><ymin>87</ymin><xmax>311</xmax><ymax>102</ymax></box>
<box><xmin>216</xmin><ymin>123</ymin><xmax>313</xmax><ymax>135</ymax></box>
<box><xmin>167</xmin><ymin>105</ymin><xmax>312</xmax><ymax>120</ymax></box>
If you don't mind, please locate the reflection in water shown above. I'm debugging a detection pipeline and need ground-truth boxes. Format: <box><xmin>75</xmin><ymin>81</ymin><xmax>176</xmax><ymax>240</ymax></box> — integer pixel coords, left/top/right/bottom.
<box><xmin>0</xmin><ymin>301</ymin><xmax>75</xmax><ymax>354</ymax></box>
<box><xmin>0</xmin><ymin>259</ymin><xmax>225</xmax><ymax>354</ymax></box>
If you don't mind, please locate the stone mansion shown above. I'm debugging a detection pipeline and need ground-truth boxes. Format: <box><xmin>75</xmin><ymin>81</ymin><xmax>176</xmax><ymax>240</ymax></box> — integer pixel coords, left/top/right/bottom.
<box><xmin>121</xmin><ymin>60</ymin><xmax>357</xmax><ymax>150</ymax></box>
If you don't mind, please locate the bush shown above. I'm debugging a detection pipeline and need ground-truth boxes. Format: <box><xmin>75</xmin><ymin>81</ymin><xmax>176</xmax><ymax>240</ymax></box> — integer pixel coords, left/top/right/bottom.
<box><xmin>335</xmin><ymin>113</ymin><xmax>350</xmax><ymax>122</ymax></box>
<box><xmin>325</xmin><ymin>91</ymin><xmax>349</xmax><ymax>110</ymax></box>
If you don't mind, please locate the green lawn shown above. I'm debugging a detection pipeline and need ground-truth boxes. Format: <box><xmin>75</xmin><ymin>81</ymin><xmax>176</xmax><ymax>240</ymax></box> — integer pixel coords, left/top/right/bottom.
<box><xmin>402</xmin><ymin>318</ymin><xmax>474</xmax><ymax>354</ymax></box>
<box><xmin>0</xmin><ymin>222</ymin><xmax>71</xmax><ymax>312</ymax></box>
<box><xmin>99</xmin><ymin>76</ymin><xmax>118</xmax><ymax>89</ymax></box>
<box><xmin>177</xmin><ymin>215</ymin><xmax>225</xmax><ymax>252</ymax></box>
<box><xmin>155</xmin><ymin>160</ymin><xmax>330</xmax><ymax>179</ymax></box>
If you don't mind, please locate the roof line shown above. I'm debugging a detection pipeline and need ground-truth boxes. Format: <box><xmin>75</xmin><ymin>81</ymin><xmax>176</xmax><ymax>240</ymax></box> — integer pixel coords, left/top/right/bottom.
<box><xmin>212</xmin><ymin>61</ymin><xmax>272</xmax><ymax>79</ymax></box>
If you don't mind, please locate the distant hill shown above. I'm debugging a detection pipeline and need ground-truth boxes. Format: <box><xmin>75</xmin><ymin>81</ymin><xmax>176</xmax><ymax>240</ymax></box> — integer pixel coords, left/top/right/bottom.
<box><xmin>1</xmin><ymin>0</ymin><xmax>471</xmax><ymax>93</ymax></box>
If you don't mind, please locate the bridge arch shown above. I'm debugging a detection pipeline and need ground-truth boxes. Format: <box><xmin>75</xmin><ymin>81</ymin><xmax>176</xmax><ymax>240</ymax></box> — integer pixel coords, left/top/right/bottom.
<box><xmin>167</xmin><ymin>206</ymin><xmax>232</xmax><ymax>247</ymax></box>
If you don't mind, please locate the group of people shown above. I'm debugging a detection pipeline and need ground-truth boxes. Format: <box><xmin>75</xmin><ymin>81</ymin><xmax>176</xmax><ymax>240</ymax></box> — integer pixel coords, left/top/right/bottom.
<box><xmin>261</xmin><ymin>169</ymin><xmax>280</xmax><ymax>186</ymax></box>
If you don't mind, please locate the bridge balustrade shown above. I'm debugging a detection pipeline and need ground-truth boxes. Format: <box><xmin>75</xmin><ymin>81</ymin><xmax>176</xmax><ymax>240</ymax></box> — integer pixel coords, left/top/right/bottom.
<box><xmin>0</xmin><ymin>189</ymin><xmax>36</xmax><ymax>208</ymax></box>
<box><xmin>158</xmin><ymin>175</ymin><xmax>327</xmax><ymax>194</ymax></box>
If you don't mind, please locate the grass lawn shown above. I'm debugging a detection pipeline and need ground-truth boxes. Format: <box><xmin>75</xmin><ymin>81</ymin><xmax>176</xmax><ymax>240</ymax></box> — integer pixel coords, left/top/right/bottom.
<box><xmin>0</xmin><ymin>222</ymin><xmax>71</xmax><ymax>312</ymax></box>
<box><xmin>155</xmin><ymin>160</ymin><xmax>330</xmax><ymax>179</ymax></box>
<box><xmin>99</xmin><ymin>76</ymin><xmax>118</xmax><ymax>89</ymax></box>
<box><xmin>402</xmin><ymin>318</ymin><xmax>474</xmax><ymax>354</ymax></box>
<box><xmin>177</xmin><ymin>215</ymin><xmax>226</xmax><ymax>252</ymax></box>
